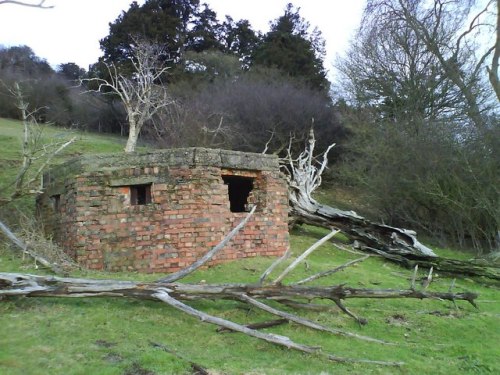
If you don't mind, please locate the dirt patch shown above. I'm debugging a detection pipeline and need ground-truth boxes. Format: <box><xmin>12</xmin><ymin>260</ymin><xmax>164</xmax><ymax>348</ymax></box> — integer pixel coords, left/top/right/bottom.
<box><xmin>94</xmin><ymin>339</ymin><xmax>117</xmax><ymax>348</ymax></box>
<box><xmin>386</xmin><ymin>313</ymin><xmax>409</xmax><ymax>326</ymax></box>
<box><xmin>103</xmin><ymin>352</ymin><xmax>123</xmax><ymax>363</ymax></box>
<box><xmin>122</xmin><ymin>362</ymin><xmax>156</xmax><ymax>375</ymax></box>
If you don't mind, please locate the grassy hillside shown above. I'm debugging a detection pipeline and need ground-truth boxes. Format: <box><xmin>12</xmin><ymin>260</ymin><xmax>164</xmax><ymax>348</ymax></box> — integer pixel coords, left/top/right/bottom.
<box><xmin>1</xmin><ymin>118</ymin><xmax>499</xmax><ymax>374</ymax></box>
<box><xmin>0</xmin><ymin>118</ymin><xmax>125</xmax><ymax>215</ymax></box>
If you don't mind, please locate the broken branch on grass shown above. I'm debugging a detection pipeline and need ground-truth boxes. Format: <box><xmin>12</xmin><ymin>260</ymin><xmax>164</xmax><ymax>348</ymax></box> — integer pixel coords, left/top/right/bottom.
<box><xmin>237</xmin><ymin>293</ymin><xmax>388</xmax><ymax>344</ymax></box>
<box><xmin>153</xmin><ymin>289</ymin><xmax>401</xmax><ymax>366</ymax></box>
<box><xmin>0</xmin><ymin>273</ymin><xmax>479</xmax><ymax>307</ymax></box>
<box><xmin>422</xmin><ymin>267</ymin><xmax>434</xmax><ymax>289</ymax></box>
<box><xmin>273</xmin><ymin>229</ymin><xmax>339</xmax><ymax>284</ymax></box>
<box><xmin>0</xmin><ymin>220</ymin><xmax>63</xmax><ymax>274</ymax></box>
<box><xmin>1</xmin><ymin>271</ymin><xmax>480</xmax><ymax>366</ymax></box>
<box><xmin>331</xmin><ymin>298</ymin><xmax>368</xmax><ymax>325</ymax></box>
<box><xmin>411</xmin><ymin>265</ymin><xmax>419</xmax><ymax>290</ymax></box>
<box><xmin>292</xmin><ymin>255</ymin><xmax>370</xmax><ymax>286</ymax></box>
<box><xmin>273</xmin><ymin>299</ymin><xmax>339</xmax><ymax>312</ymax></box>
<box><xmin>259</xmin><ymin>246</ymin><xmax>291</xmax><ymax>284</ymax></box>
<box><xmin>216</xmin><ymin>318</ymin><xmax>288</xmax><ymax>333</ymax></box>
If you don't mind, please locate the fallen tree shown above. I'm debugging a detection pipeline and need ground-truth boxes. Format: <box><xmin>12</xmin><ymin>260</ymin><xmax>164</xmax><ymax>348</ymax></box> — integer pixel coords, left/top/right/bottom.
<box><xmin>282</xmin><ymin>130</ymin><xmax>500</xmax><ymax>280</ymax></box>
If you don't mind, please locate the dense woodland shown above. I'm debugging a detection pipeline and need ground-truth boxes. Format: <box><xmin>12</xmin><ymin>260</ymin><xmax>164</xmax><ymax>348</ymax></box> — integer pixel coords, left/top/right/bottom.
<box><xmin>0</xmin><ymin>0</ymin><xmax>499</xmax><ymax>253</ymax></box>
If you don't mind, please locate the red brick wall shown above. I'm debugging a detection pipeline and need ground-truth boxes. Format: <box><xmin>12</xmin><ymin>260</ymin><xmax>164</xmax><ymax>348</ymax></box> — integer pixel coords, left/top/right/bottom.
<box><xmin>38</xmin><ymin>162</ymin><xmax>289</xmax><ymax>273</ymax></box>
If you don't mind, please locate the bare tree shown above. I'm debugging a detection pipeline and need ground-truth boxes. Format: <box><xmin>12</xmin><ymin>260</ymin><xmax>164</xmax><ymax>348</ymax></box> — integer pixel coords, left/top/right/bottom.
<box><xmin>487</xmin><ymin>0</ymin><xmax>500</xmax><ymax>100</ymax></box>
<box><xmin>360</xmin><ymin>0</ymin><xmax>498</xmax><ymax>130</ymax></box>
<box><xmin>0</xmin><ymin>82</ymin><xmax>76</xmax><ymax>206</ymax></box>
<box><xmin>0</xmin><ymin>0</ymin><xmax>53</xmax><ymax>8</ymax></box>
<box><xmin>84</xmin><ymin>39</ymin><xmax>173</xmax><ymax>153</ymax></box>
<box><xmin>335</xmin><ymin>0</ymin><xmax>500</xmax><ymax>251</ymax></box>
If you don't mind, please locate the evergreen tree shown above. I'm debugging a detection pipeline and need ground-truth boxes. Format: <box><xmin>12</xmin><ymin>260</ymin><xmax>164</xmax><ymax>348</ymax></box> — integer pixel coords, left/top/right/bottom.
<box><xmin>221</xmin><ymin>17</ymin><xmax>261</xmax><ymax>67</ymax></box>
<box><xmin>57</xmin><ymin>62</ymin><xmax>86</xmax><ymax>81</ymax></box>
<box><xmin>186</xmin><ymin>3</ymin><xmax>223</xmax><ymax>52</ymax></box>
<box><xmin>99</xmin><ymin>0</ymin><xmax>200</xmax><ymax>67</ymax></box>
<box><xmin>252</xmin><ymin>3</ymin><xmax>328</xmax><ymax>92</ymax></box>
<box><xmin>0</xmin><ymin>45</ymin><xmax>53</xmax><ymax>77</ymax></box>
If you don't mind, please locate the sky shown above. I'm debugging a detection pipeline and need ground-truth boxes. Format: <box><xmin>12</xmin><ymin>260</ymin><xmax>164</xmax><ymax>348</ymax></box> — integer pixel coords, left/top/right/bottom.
<box><xmin>0</xmin><ymin>0</ymin><xmax>365</xmax><ymax>75</ymax></box>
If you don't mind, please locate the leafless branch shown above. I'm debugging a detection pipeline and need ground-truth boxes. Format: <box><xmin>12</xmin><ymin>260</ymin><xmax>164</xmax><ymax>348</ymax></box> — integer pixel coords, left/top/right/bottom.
<box><xmin>273</xmin><ymin>229</ymin><xmax>340</xmax><ymax>284</ymax></box>
<box><xmin>411</xmin><ymin>264</ymin><xmax>419</xmax><ymax>290</ymax></box>
<box><xmin>82</xmin><ymin>38</ymin><xmax>173</xmax><ymax>152</ymax></box>
<box><xmin>282</xmin><ymin>128</ymin><xmax>336</xmax><ymax>211</ymax></box>
<box><xmin>237</xmin><ymin>293</ymin><xmax>391</xmax><ymax>344</ymax></box>
<box><xmin>454</xmin><ymin>1</ymin><xmax>493</xmax><ymax>52</ymax></box>
<box><xmin>0</xmin><ymin>220</ymin><xmax>62</xmax><ymax>274</ymax></box>
<box><xmin>0</xmin><ymin>82</ymin><xmax>76</xmax><ymax>205</ymax></box>
<box><xmin>487</xmin><ymin>0</ymin><xmax>500</xmax><ymax>101</ymax></box>
<box><xmin>261</xmin><ymin>131</ymin><xmax>275</xmax><ymax>154</ymax></box>
<box><xmin>0</xmin><ymin>0</ymin><xmax>53</xmax><ymax>8</ymax></box>
<box><xmin>259</xmin><ymin>246</ymin><xmax>291</xmax><ymax>284</ymax></box>
<box><xmin>292</xmin><ymin>255</ymin><xmax>370</xmax><ymax>285</ymax></box>
<box><xmin>153</xmin><ymin>290</ymin><xmax>401</xmax><ymax>366</ymax></box>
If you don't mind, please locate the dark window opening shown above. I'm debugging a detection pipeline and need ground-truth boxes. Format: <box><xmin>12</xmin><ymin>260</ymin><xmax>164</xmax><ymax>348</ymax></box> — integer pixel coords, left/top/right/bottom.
<box><xmin>130</xmin><ymin>184</ymin><xmax>152</xmax><ymax>205</ymax></box>
<box><xmin>222</xmin><ymin>175</ymin><xmax>254</xmax><ymax>213</ymax></box>
<box><xmin>51</xmin><ymin>194</ymin><xmax>60</xmax><ymax>211</ymax></box>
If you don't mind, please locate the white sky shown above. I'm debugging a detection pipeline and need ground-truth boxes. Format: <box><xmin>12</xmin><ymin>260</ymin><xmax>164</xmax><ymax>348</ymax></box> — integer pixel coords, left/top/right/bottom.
<box><xmin>0</xmin><ymin>0</ymin><xmax>365</xmax><ymax>75</ymax></box>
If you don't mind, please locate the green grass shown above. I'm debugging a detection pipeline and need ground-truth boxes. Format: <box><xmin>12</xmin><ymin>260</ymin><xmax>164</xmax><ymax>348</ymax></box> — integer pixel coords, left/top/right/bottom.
<box><xmin>0</xmin><ymin>117</ymin><xmax>126</xmax><ymax>154</ymax></box>
<box><xmin>1</xmin><ymin>227</ymin><xmax>499</xmax><ymax>375</ymax></box>
<box><xmin>1</xmin><ymin>118</ymin><xmax>499</xmax><ymax>374</ymax></box>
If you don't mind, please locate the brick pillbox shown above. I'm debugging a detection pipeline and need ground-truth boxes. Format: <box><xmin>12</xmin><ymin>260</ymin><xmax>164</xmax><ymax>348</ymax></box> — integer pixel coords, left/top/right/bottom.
<box><xmin>37</xmin><ymin>148</ymin><xmax>289</xmax><ymax>273</ymax></box>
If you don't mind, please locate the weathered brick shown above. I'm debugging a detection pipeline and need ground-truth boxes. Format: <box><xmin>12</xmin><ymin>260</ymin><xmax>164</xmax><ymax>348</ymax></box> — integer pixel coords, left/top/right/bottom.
<box><xmin>38</xmin><ymin>148</ymin><xmax>289</xmax><ymax>273</ymax></box>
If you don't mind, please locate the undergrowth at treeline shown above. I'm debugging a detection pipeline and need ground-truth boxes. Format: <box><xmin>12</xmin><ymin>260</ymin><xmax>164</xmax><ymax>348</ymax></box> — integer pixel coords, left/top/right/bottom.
<box><xmin>1</xmin><ymin>119</ymin><xmax>499</xmax><ymax>374</ymax></box>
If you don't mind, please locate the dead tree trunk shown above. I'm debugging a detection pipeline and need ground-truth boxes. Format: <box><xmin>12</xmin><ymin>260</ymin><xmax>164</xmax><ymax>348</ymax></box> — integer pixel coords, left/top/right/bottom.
<box><xmin>0</xmin><ymin>270</ymin><xmax>477</xmax><ymax>366</ymax></box>
<box><xmin>283</xmin><ymin>129</ymin><xmax>500</xmax><ymax>280</ymax></box>
<box><xmin>291</xmin><ymin>201</ymin><xmax>500</xmax><ymax>280</ymax></box>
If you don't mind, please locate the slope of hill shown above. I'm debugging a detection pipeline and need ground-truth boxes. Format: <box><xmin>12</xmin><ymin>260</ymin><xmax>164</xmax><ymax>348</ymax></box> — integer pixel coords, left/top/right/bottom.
<box><xmin>0</xmin><ymin>118</ymin><xmax>499</xmax><ymax>375</ymax></box>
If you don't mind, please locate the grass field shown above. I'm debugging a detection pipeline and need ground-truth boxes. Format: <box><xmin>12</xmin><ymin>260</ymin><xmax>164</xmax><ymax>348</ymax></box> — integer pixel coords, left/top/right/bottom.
<box><xmin>1</xmin><ymin>118</ymin><xmax>499</xmax><ymax>374</ymax></box>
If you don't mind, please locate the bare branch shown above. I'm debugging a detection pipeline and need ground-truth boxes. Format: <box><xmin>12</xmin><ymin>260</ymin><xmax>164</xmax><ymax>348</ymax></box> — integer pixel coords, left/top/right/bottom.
<box><xmin>293</xmin><ymin>255</ymin><xmax>370</xmax><ymax>285</ymax></box>
<box><xmin>0</xmin><ymin>220</ymin><xmax>62</xmax><ymax>274</ymax></box>
<box><xmin>487</xmin><ymin>0</ymin><xmax>500</xmax><ymax>101</ymax></box>
<box><xmin>261</xmin><ymin>131</ymin><xmax>275</xmax><ymax>154</ymax></box>
<box><xmin>0</xmin><ymin>272</ymin><xmax>479</xmax><ymax>306</ymax></box>
<box><xmin>454</xmin><ymin>1</ymin><xmax>493</xmax><ymax>52</ymax></box>
<box><xmin>421</xmin><ymin>266</ymin><xmax>434</xmax><ymax>289</ymax></box>
<box><xmin>259</xmin><ymin>246</ymin><xmax>291</xmax><ymax>284</ymax></box>
<box><xmin>216</xmin><ymin>319</ymin><xmax>289</xmax><ymax>333</ymax></box>
<box><xmin>331</xmin><ymin>298</ymin><xmax>368</xmax><ymax>325</ymax></box>
<box><xmin>411</xmin><ymin>264</ymin><xmax>419</xmax><ymax>290</ymax></box>
<box><xmin>237</xmin><ymin>293</ymin><xmax>390</xmax><ymax>344</ymax></box>
<box><xmin>153</xmin><ymin>290</ymin><xmax>402</xmax><ymax>366</ymax></box>
<box><xmin>153</xmin><ymin>290</ymin><xmax>324</xmax><ymax>355</ymax></box>
<box><xmin>273</xmin><ymin>229</ymin><xmax>340</xmax><ymax>284</ymax></box>
<box><xmin>283</xmin><ymin>128</ymin><xmax>336</xmax><ymax>211</ymax></box>
<box><xmin>0</xmin><ymin>82</ymin><xmax>76</xmax><ymax>204</ymax></box>
<box><xmin>82</xmin><ymin>38</ymin><xmax>172</xmax><ymax>152</ymax></box>
<box><xmin>0</xmin><ymin>0</ymin><xmax>53</xmax><ymax>8</ymax></box>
